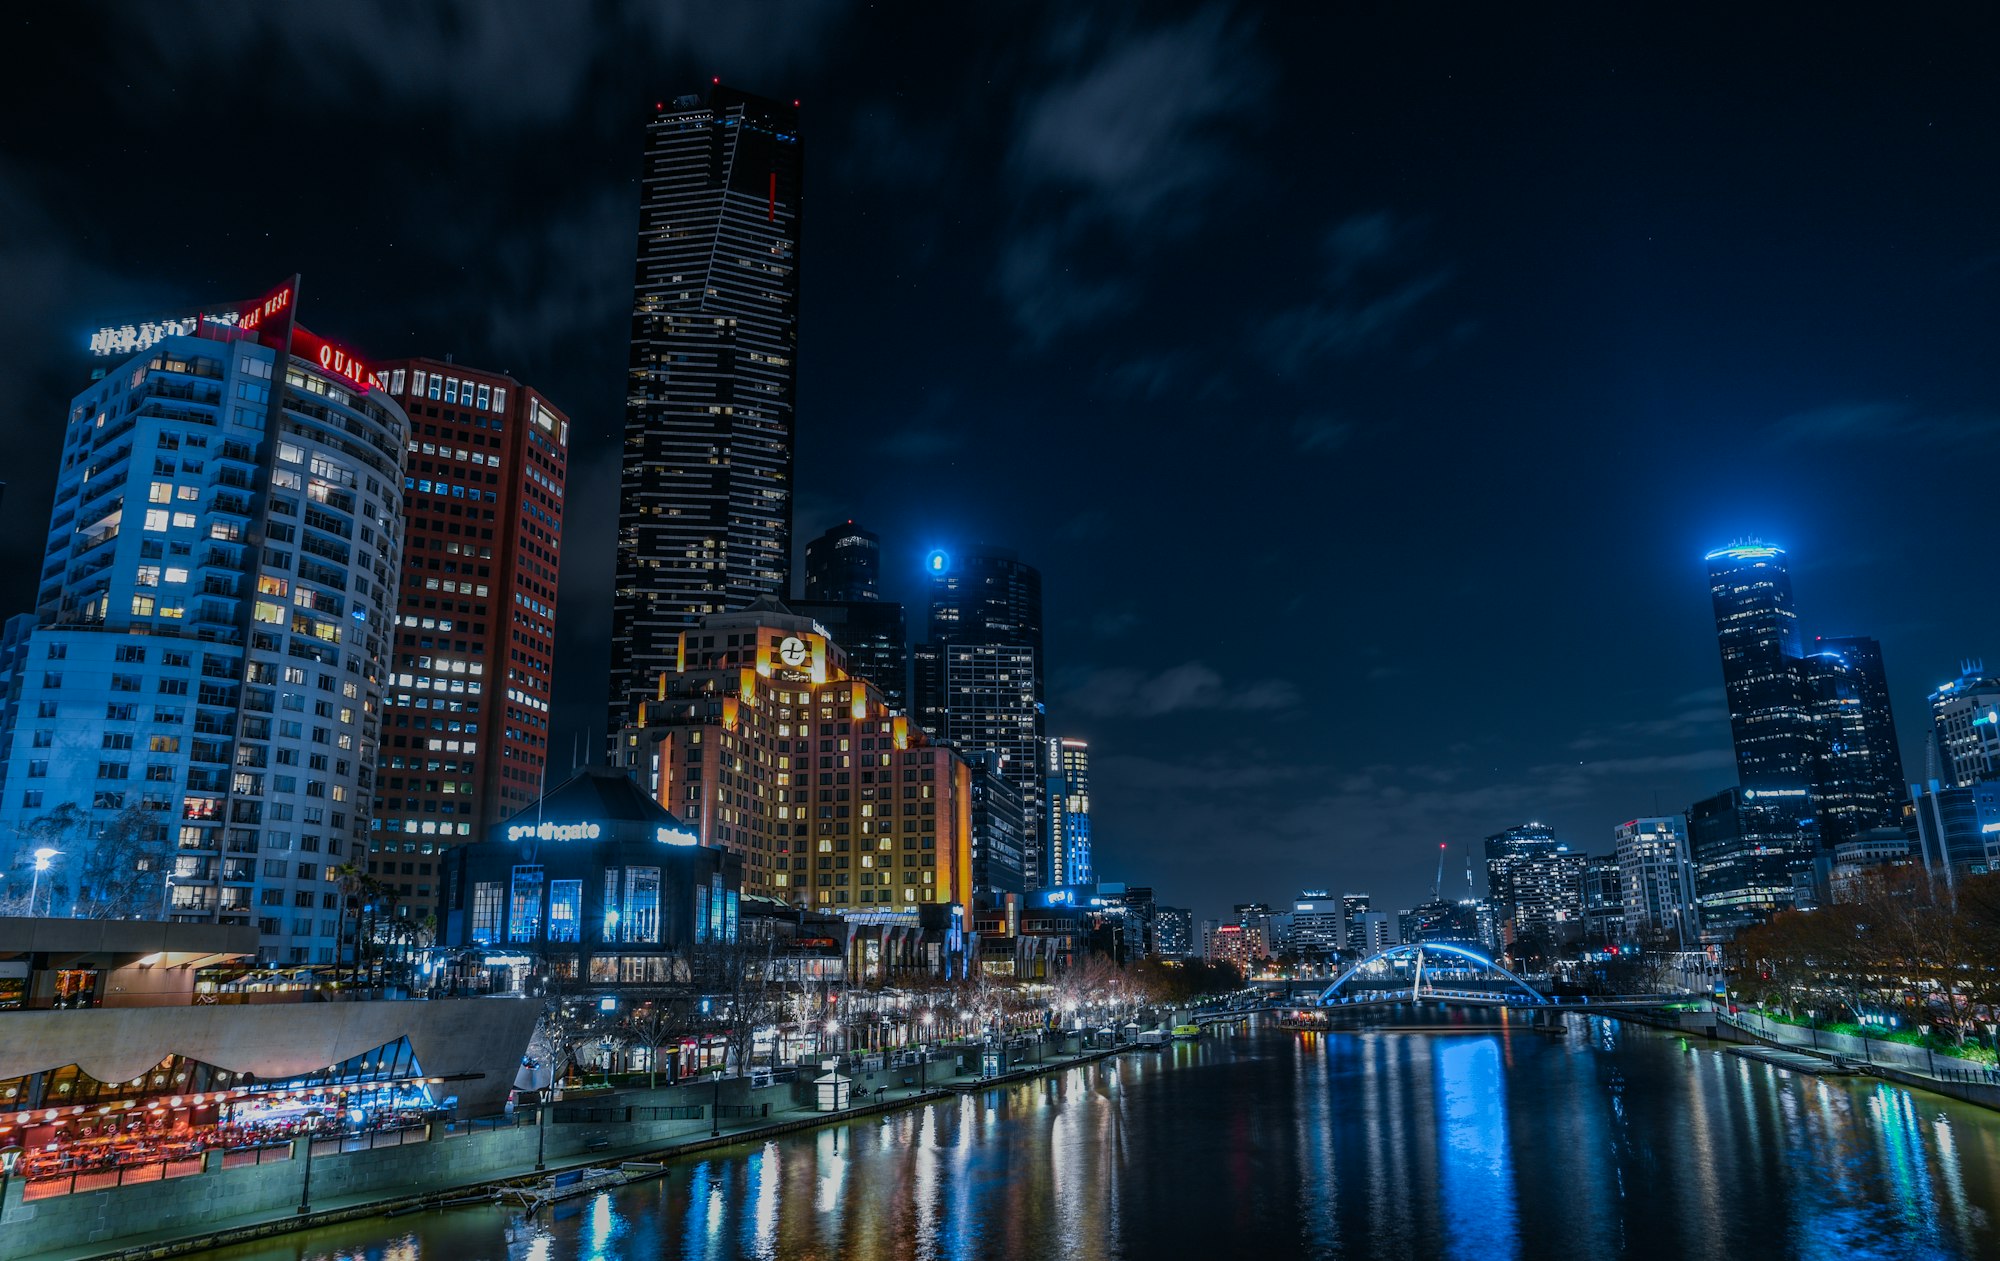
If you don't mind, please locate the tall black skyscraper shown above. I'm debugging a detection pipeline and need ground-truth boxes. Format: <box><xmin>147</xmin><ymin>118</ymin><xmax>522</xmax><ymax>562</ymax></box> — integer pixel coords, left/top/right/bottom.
<box><xmin>914</xmin><ymin>546</ymin><xmax>1048</xmax><ymax>885</ymax></box>
<box><xmin>803</xmin><ymin>521</ymin><xmax>880</xmax><ymax>601</ymax></box>
<box><xmin>1706</xmin><ymin>543</ymin><xmax>1816</xmax><ymax>791</ymax></box>
<box><xmin>791</xmin><ymin>520</ymin><xmax>907</xmax><ymax>711</ymax></box>
<box><xmin>1805</xmin><ymin>635</ymin><xmax>1906</xmax><ymax>845</ymax></box>
<box><xmin>610</xmin><ymin>84</ymin><xmax>802</xmax><ymax>731</ymax></box>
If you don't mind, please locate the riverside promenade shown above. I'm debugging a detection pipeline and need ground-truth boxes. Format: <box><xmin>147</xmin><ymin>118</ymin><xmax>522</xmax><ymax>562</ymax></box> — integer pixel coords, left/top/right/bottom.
<box><xmin>9</xmin><ymin>1034</ymin><xmax>1127</xmax><ymax>1261</ymax></box>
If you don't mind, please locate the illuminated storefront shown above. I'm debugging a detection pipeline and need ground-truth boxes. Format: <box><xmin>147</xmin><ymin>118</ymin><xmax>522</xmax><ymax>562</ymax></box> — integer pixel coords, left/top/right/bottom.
<box><xmin>441</xmin><ymin>767</ymin><xmax>742</xmax><ymax>984</ymax></box>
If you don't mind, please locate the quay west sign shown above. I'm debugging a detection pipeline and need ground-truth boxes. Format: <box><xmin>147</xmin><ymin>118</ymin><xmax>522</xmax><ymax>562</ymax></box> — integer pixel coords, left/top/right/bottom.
<box><xmin>85</xmin><ymin>276</ymin><xmax>369</xmax><ymax>391</ymax></box>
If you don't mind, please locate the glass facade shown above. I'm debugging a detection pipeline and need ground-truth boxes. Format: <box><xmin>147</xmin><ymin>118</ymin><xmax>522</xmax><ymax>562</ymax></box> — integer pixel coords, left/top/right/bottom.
<box><xmin>1706</xmin><ymin>544</ymin><xmax>1816</xmax><ymax>791</ymax></box>
<box><xmin>507</xmin><ymin>865</ymin><xmax>544</xmax><ymax>942</ymax></box>
<box><xmin>547</xmin><ymin>879</ymin><xmax>582</xmax><ymax>942</ymax></box>
<box><xmin>610</xmin><ymin>85</ymin><xmax>802</xmax><ymax>734</ymax></box>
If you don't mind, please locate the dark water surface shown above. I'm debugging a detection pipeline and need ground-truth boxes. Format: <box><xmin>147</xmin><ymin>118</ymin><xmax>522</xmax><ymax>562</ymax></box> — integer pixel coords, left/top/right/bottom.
<box><xmin>192</xmin><ymin>1015</ymin><xmax>2000</xmax><ymax>1260</ymax></box>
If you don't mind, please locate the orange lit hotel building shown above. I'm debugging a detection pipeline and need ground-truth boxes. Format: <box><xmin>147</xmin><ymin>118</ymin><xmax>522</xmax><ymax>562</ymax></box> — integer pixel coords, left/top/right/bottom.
<box><xmin>616</xmin><ymin>601</ymin><xmax>973</xmax><ymax>913</ymax></box>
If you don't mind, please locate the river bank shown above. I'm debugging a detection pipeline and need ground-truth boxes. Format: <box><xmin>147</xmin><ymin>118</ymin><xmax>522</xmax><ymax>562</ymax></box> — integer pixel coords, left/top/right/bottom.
<box><xmin>156</xmin><ymin>1015</ymin><xmax>2000</xmax><ymax>1261</ymax></box>
<box><xmin>1600</xmin><ymin>1004</ymin><xmax>2000</xmax><ymax>1112</ymax></box>
<box><xmin>20</xmin><ymin>1039</ymin><xmax>1130</xmax><ymax>1261</ymax></box>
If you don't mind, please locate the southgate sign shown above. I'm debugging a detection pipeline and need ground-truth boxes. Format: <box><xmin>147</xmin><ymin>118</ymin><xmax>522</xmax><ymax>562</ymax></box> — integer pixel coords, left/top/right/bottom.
<box><xmin>504</xmin><ymin>819</ymin><xmax>700</xmax><ymax>846</ymax></box>
<box><xmin>507</xmin><ymin>820</ymin><xmax>602</xmax><ymax>843</ymax></box>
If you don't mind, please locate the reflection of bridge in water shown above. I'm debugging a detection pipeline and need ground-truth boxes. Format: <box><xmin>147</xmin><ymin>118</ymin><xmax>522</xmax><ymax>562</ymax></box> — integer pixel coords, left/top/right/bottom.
<box><xmin>1239</xmin><ymin>942</ymin><xmax>1685</xmax><ymax>1015</ymax></box>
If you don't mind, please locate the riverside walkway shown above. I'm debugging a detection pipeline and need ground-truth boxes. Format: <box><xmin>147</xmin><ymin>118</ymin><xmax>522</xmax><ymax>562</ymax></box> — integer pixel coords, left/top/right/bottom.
<box><xmin>15</xmin><ymin>1036</ymin><xmax>1127</xmax><ymax>1261</ymax></box>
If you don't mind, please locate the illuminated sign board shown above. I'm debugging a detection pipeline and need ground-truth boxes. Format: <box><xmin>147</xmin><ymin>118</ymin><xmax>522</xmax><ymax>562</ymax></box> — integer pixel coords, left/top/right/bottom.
<box><xmin>507</xmin><ymin>821</ymin><xmax>601</xmax><ymax>842</ymax></box>
<box><xmin>238</xmin><ymin>281</ymin><xmax>294</xmax><ymax>333</ymax></box>
<box><xmin>656</xmin><ymin>826</ymin><xmax>698</xmax><ymax>846</ymax></box>
<box><xmin>89</xmin><ymin>314</ymin><xmax>236</xmax><ymax>357</ymax></box>
<box><xmin>87</xmin><ymin>278</ymin><xmax>367</xmax><ymax>393</ymax></box>
<box><xmin>293</xmin><ymin>328</ymin><xmax>370</xmax><ymax>392</ymax></box>
<box><xmin>1741</xmin><ymin>788</ymin><xmax>1807</xmax><ymax>800</ymax></box>
<box><xmin>777</xmin><ymin>636</ymin><xmax>808</xmax><ymax>668</ymax></box>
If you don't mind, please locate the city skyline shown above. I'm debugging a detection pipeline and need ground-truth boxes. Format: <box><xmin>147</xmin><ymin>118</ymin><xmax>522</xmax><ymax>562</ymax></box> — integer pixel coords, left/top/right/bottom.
<box><xmin>4</xmin><ymin>7</ymin><xmax>2000</xmax><ymax>919</ymax></box>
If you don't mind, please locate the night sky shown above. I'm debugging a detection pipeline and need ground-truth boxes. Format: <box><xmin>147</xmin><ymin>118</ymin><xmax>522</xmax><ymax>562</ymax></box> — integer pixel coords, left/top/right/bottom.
<box><xmin>4</xmin><ymin>4</ymin><xmax>1998</xmax><ymax>923</ymax></box>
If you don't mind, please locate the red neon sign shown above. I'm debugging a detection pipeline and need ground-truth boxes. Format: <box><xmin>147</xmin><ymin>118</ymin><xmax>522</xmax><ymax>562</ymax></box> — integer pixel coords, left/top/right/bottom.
<box><xmin>293</xmin><ymin>328</ymin><xmax>370</xmax><ymax>393</ymax></box>
<box><xmin>238</xmin><ymin>281</ymin><xmax>294</xmax><ymax>332</ymax></box>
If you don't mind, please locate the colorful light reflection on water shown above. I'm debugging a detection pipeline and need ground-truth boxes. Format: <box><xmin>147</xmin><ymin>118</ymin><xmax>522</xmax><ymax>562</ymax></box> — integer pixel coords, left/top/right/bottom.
<box><xmin>190</xmin><ymin>1013</ymin><xmax>2000</xmax><ymax>1260</ymax></box>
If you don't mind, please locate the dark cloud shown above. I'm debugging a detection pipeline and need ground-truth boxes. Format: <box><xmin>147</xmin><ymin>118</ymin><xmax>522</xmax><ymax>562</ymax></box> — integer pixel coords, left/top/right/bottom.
<box><xmin>123</xmin><ymin>1</ymin><xmax>844</xmax><ymax>127</ymax></box>
<box><xmin>1770</xmin><ymin>401</ymin><xmax>2000</xmax><ymax>447</ymax></box>
<box><xmin>877</xmin><ymin>428</ymin><xmax>965</xmax><ymax>461</ymax></box>
<box><xmin>1061</xmin><ymin>662</ymin><xmax>1299</xmax><ymax>718</ymax></box>
<box><xmin>996</xmin><ymin>3</ymin><xmax>1268</xmax><ymax>340</ymax></box>
<box><xmin>1291</xmin><ymin>415</ymin><xmax>1354</xmax><ymax>454</ymax></box>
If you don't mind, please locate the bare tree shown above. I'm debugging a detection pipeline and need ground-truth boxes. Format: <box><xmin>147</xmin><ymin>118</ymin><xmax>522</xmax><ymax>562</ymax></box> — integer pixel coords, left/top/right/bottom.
<box><xmin>72</xmin><ymin>806</ymin><xmax>171</xmax><ymax>919</ymax></box>
<box><xmin>622</xmin><ymin>988</ymin><xmax>697</xmax><ymax>1089</ymax></box>
<box><xmin>693</xmin><ymin>936</ymin><xmax>783</xmax><ymax>1075</ymax></box>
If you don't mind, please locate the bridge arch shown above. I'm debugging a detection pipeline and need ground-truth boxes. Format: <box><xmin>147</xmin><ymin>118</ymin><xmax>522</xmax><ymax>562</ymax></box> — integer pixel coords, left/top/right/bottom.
<box><xmin>1316</xmin><ymin>941</ymin><xmax>1548</xmax><ymax>1007</ymax></box>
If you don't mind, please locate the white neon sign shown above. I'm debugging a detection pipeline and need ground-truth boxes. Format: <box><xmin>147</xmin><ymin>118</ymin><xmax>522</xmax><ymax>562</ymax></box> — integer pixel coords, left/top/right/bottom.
<box><xmin>507</xmin><ymin>820</ymin><xmax>601</xmax><ymax>842</ymax></box>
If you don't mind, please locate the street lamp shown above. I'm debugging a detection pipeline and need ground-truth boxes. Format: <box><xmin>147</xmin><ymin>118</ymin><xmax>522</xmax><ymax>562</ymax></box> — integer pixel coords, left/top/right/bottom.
<box><xmin>919</xmin><ymin>1011</ymin><xmax>935</xmax><ymax>1090</ymax></box>
<box><xmin>27</xmin><ymin>848</ymin><xmax>58</xmax><ymax>917</ymax></box>
<box><xmin>296</xmin><ymin>1109</ymin><xmax>325</xmax><ymax>1215</ymax></box>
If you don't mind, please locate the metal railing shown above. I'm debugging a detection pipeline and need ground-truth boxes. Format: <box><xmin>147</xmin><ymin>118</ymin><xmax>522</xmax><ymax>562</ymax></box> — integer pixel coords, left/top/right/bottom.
<box><xmin>443</xmin><ymin>1112</ymin><xmax>533</xmax><ymax>1136</ymax></box>
<box><xmin>714</xmin><ymin>1103</ymin><xmax>770</xmax><ymax>1120</ymax></box>
<box><xmin>632</xmin><ymin>1105</ymin><xmax>705</xmax><ymax>1121</ymax></box>
<box><xmin>219</xmin><ymin>1140</ymin><xmax>294</xmax><ymax>1169</ymax></box>
<box><xmin>1722</xmin><ymin>1011</ymin><xmax>2000</xmax><ymax>1086</ymax></box>
<box><xmin>22</xmin><ymin>1153</ymin><xmax>208</xmax><ymax>1201</ymax></box>
<box><xmin>308</xmin><ymin>1124</ymin><xmax>427</xmax><ymax>1158</ymax></box>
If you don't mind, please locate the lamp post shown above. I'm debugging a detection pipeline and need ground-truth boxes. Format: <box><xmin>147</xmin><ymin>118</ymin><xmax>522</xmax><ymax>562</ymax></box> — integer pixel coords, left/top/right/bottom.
<box><xmin>534</xmin><ymin>1077</ymin><xmax>548</xmax><ymax>1172</ymax></box>
<box><xmin>28</xmin><ymin>847</ymin><xmax>59</xmax><ymax>916</ymax></box>
<box><xmin>296</xmin><ymin>1109</ymin><xmax>325</xmax><ymax>1215</ymax></box>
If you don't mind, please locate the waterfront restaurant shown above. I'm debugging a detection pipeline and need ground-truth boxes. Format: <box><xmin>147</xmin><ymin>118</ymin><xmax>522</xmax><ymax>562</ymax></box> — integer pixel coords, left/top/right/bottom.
<box><xmin>439</xmin><ymin>767</ymin><xmax>744</xmax><ymax>986</ymax></box>
<box><xmin>0</xmin><ymin>920</ymin><xmax>539</xmax><ymax>1198</ymax></box>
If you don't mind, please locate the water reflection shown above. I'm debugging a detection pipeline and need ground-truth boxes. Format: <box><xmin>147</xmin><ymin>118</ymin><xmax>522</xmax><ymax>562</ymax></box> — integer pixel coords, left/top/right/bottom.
<box><xmin>1433</xmin><ymin>1036</ymin><xmax>1516</xmax><ymax>1260</ymax></box>
<box><xmin>190</xmin><ymin>1014</ymin><xmax>2000</xmax><ymax>1261</ymax></box>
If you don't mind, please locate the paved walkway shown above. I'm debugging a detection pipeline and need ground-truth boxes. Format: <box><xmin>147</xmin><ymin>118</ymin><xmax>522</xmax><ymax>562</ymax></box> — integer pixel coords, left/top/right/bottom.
<box><xmin>43</xmin><ymin>1041</ymin><xmax>1129</xmax><ymax>1261</ymax></box>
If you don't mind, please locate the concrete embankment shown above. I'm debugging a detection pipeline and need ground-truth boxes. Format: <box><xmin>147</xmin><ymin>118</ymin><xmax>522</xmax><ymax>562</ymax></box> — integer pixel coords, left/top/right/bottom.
<box><xmin>1594</xmin><ymin>1007</ymin><xmax>2000</xmax><ymax>1113</ymax></box>
<box><xmin>13</xmin><ymin>1040</ymin><xmax>1130</xmax><ymax>1261</ymax></box>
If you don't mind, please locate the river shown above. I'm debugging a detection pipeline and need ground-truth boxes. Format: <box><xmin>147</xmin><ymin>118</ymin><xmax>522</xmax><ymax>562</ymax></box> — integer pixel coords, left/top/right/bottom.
<box><xmin>190</xmin><ymin>1012</ymin><xmax>2000</xmax><ymax>1260</ymax></box>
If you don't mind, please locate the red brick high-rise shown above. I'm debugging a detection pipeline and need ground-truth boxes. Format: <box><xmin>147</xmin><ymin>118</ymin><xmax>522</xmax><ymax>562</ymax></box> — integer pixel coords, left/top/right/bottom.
<box><xmin>366</xmin><ymin>359</ymin><xmax>569</xmax><ymax>919</ymax></box>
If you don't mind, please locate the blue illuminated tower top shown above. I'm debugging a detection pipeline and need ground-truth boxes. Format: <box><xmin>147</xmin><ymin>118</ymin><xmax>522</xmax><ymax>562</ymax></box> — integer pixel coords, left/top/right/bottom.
<box><xmin>1705</xmin><ymin>539</ymin><xmax>1813</xmax><ymax>790</ymax></box>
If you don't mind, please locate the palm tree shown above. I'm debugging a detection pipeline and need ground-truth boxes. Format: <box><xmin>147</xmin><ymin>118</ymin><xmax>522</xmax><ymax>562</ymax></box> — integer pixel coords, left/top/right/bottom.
<box><xmin>331</xmin><ymin>863</ymin><xmax>370</xmax><ymax>988</ymax></box>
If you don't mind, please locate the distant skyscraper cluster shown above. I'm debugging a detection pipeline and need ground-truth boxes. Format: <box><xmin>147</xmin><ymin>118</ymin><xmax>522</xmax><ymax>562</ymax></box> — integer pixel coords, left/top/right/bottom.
<box><xmin>1198</xmin><ymin>535</ymin><xmax>1998</xmax><ymax>972</ymax></box>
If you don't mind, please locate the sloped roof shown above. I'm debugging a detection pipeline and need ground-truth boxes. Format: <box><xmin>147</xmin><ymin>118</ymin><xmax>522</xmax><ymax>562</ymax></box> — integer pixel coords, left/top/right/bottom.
<box><xmin>507</xmin><ymin>766</ymin><xmax>684</xmax><ymax>828</ymax></box>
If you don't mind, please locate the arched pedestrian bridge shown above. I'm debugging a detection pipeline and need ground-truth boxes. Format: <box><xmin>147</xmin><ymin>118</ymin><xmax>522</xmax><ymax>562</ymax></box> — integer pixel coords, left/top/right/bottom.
<box><xmin>1237</xmin><ymin>942</ymin><xmax>1687</xmax><ymax>1013</ymax></box>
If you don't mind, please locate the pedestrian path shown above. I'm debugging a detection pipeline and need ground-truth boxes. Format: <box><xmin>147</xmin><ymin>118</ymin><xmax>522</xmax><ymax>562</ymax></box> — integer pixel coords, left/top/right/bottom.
<box><xmin>1726</xmin><ymin>1044</ymin><xmax>1859</xmax><ymax>1076</ymax></box>
<box><xmin>41</xmin><ymin>1041</ymin><xmax>1131</xmax><ymax>1261</ymax></box>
